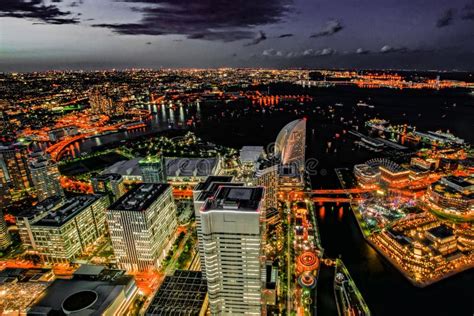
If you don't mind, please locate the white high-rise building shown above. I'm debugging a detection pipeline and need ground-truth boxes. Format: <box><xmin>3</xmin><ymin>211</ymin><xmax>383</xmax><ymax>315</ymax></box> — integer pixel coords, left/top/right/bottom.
<box><xmin>193</xmin><ymin>176</ymin><xmax>240</xmax><ymax>278</ymax></box>
<box><xmin>107</xmin><ymin>183</ymin><xmax>177</xmax><ymax>271</ymax></box>
<box><xmin>274</xmin><ymin>118</ymin><xmax>306</xmax><ymax>171</ymax></box>
<box><xmin>200</xmin><ymin>185</ymin><xmax>265</xmax><ymax>315</ymax></box>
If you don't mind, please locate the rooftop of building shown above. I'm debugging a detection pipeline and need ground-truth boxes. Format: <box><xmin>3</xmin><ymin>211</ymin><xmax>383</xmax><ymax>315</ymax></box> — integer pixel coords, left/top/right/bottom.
<box><xmin>28</xmin><ymin>265</ymin><xmax>134</xmax><ymax>316</ymax></box>
<box><xmin>197</xmin><ymin>182</ymin><xmax>244</xmax><ymax>202</ymax></box>
<box><xmin>0</xmin><ymin>268</ymin><xmax>53</xmax><ymax>283</ymax></box>
<box><xmin>354</xmin><ymin>164</ymin><xmax>380</xmax><ymax>176</ymax></box>
<box><xmin>104</xmin><ymin>157</ymin><xmax>219</xmax><ymax>179</ymax></box>
<box><xmin>203</xmin><ymin>186</ymin><xmax>264</xmax><ymax>213</ymax></box>
<box><xmin>109</xmin><ymin>183</ymin><xmax>170</xmax><ymax>212</ymax></box>
<box><xmin>29</xmin><ymin>158</ymin><xmax>54</xmax><ymax>169</ymax></box>
<box><xmin>379</xmin><ymin>164</ymin><xmax>407</xmax><ymax>174</ymax></box>
<box><xmin>17</xmin><ymin>196</ymin><xmax>64</xmax><ymax>219</ymax></box>
<box><xmin>33</xmin><ymin>195</ymin><xmax>102</xmax><ymax>227</ymax></box>
<box><xmin>145</xmin><ymin>270</ymin><xmax>207</xmax><ymax>316</ymax></box>
<box><xmin>431</xmin><ymin>178</ymin><xmax>474</xmax><ymax>199</ymax></box>
<box><xmin>102</xmin><ymin>157</ymin><xmax>143</xmax><ymax>177</ymax></box>
<box><xmin>441</xmin><ymin>176</ymin><xmax>474</xmax><ymax>190</ymax></box>
<box><xmin>366</xmin><ymin>158</ymin><xmax>407</xmax><ymax>174</ymax></box>
<box><xmin>73</xmin><ymin>265</ymin><xmax>128</xmax><ymax>282</ymax></box>
<box><xmin>194</xmin><ymin>176</ymin><xmax>233</xmax><ymax>192</ymax></box>
<box><xmin>408</xmin><ymin>165</ymin><xmax>430</xmax><ymax>174</ymax></box>
<box><xmin>240</xmin><ymin>146</ymin><xmax>264</xmax><ymax>163</ymax></box>
<box><xmin>427</xmin><ymin>225</ymin><xmax>454</xmax><ymax>239</ymax></box>
<box><xmin>0</xmin><ymin>142</ymin><xmax>27</xmax><ymax>152</ymax></box>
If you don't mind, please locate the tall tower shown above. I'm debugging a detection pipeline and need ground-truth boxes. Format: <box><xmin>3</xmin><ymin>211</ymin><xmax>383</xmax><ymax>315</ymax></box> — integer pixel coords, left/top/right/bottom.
<box><xmin>200</xmin><ymin>186</ymin><xmax>265</xmax><ymax>315</ymax></box>
<box><xmin>0</xmin><ymin>210</ymin><xmax>11</xmax><ymax>251</ymax></box>
<box><xmin>29</xmin><ymin>154</ymin><xmax>64</xmax><ymax>202</ymax></box>
<box><xmin>193</xmin><ymin>176</ymin><xmax>239</xmax><ymax>278</ymax></box>
<box><xmin>274</xmin><ymin>118</ymin><xmax>307</xmax><ymax>172</ymax></box>
<box><xmin>107</xmin><ymin>183</ymin><xmax>177</xmax><ymax>271</ymax></box>
<box><xmin>256</xmin><ymin>162</ymin><xmax>279</xmax><ymax>212</ymax></box>
<box><xmin>0</xmin><ymin>143</ymin><xmax>32</xmax><ymax>204</ymax></box>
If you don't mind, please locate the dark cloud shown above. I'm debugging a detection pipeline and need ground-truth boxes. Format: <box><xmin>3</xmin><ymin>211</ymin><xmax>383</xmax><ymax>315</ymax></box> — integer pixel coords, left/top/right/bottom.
<box><xmin>244</xmin><ymin>31</ymin><xmax>267</xmax><ymax>46</ymax></box>
<box><xmin>303</xmin><ymin>48</ymin><xmax>336</xmax><ymax>56</ymax></box>
<box><xmin>262</xmin><ymin>48</ymin><xmax>284</xmax><ymax>57</ymax></box>
<box><xmin>461</xmin><ymin>0</ymin><xmax>474</xmax><ymax>20</ymax></box>
<box><xmin>262</xmin><ymin>47</ymin><xmax>337</xmax><ymax>58</ymax></box>
<box><xmin>94</xmin><ymin>0</ymin><xmax>293</xmax><ymax>41</ymax></box>
<box><xmin>356</xmin><ymin>48</ymin><xmax>369</xmax><ymax>54</ymax></box>
<box><xmin>278</xmin><ymin>33</ymin><xmax>294</xmax><ymax>38</ymax></box>
<box><xmin>146</xmin><ymin>41</ymin><xmax>152</xmax><ymax>45</ymax></box>
<box><xmin>380</xmin><ymin>45</ymin><xmax>408</xmax><ymax>53</ymax></box>
<box><xmin>436</xmin><ymin>8</ymin><xmax>456</xmax><ymax>27</ymax></box>
<box><xmin>310</xmin><ymin>20</ymin><xmax>343</xmax><ymax>38</ymax></box>
<box><xmin>0</xmin><ymin>0</ymin><xmax>79</xmax><ymax>24</ymax></box>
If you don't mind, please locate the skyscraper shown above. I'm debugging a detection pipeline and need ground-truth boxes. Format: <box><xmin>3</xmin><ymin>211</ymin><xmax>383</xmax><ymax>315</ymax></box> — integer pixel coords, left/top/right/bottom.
<box><xmin>274</xmin><ymin>118</ymin><xmax>306</xmax><ymax>171</ymax></box>
<box><xmin>200</xmin><ymin>185</ymin><xmax>265</xmax><ymax>315</ymax></box>
<box><xmin>274</xmin><ymin>119</ymin><xmax>307</xmax><ymax>191</ymax></box>
<box><xmin>29</xmin><ymin>154</ymin><xmax>64</xmax><ymax>202</ymax></box>
<box><xmin>139</xmin><ymin>154</ymin><xmax>166</xmax><ymax>183</ymax></box>
<box><xmin>0</xmin><ymin>210</ymin><xmax>11</xmax><ymax>251</ymax></box>
<box><xmin>107</xmin><ymin>183</ymin><xmax>177</xmax><ymax>271</ymax></box>
<box><xmin>256</xmin><ymin>162</ymin><xmax>279</xmax><ymax>212</ymax></box>
<box><xmin>193</xmin><ymin>176</ymin><xmax>239</xmax><ymax>278</ymax></box>
<box><xmin>0</xmin><ymin>144</ymin><xmax>32</xmax><ymax>203</ymax></box>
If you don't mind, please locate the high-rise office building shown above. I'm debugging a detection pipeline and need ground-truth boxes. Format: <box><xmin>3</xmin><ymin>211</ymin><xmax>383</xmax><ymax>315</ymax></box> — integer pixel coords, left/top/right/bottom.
<box><xmin>29</xmin><ymin>194</ymin><xmax>109</xmax><ymax>262</ymax></box>
<box><xmin>0</xmin><ymin>210</ymin><xmax>12</xmax><ymax>251</ymax></box>
<box><xmin>200</xmin><ymin>186</ymin><xmax>265</xmax><ymax>315</ymax></box>
<box><xmin>139</xmin><ymin>154</ymin><xmax>166</xmax><ymax>183</ymax></box>
<box><xmin>91</xmin><ymin>173</ymin><xmax>126</xmax><ymax>204</ymax></box>
<box><xmin>273</xmin><ymin>119</ymin><xmax>307</xmax><ymax>191</ymax></box>
<box><xmin>107</xmin><ymin>183</ymin><xmax>177</xmax><ymax>271</ymax></box>
<box><xmin>29</xmin><ymin>155</ymin><xmax>64</xmax><ymax>202</ymax></box>
<box><xmin>16</xmin><ymin>196</ymin><xmax>63</xmax><ymax>249</ymax></box>
<box><xmin>256</xmin><ymin>162</ymin><xmax>279</xmax><ymax>212</ymax></box>
<box><xmin>193</xmin><ymin>176</ymin><xmax>240</xmax><ymax>278</ymax></box>
<box><xmin>0</xmin><ymin>144</ymin><xmax>32</xmax><ymax>203</ymax></box>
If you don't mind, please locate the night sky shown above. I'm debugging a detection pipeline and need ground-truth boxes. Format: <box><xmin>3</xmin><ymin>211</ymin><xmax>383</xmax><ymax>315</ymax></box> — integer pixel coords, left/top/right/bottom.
<box><xmin>1</xmin><ymin>0</ymin><xmax>474</xmax><ymax>71</ymax></box>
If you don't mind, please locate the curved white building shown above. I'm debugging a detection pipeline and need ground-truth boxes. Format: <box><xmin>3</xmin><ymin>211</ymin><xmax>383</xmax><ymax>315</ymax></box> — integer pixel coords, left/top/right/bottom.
<box><xmin>274</xmin><ymin>119</ymin><xmax>306</xmax><ymax>170</ymax></box>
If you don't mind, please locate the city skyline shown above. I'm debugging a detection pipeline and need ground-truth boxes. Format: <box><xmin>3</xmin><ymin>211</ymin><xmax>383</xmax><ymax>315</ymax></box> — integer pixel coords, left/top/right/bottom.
<box><xmin>2</xmin><ymin>0</ymin><xmax>474</xmax><ymax>71</ymax></box>
<box><xmin>0</xmin><ymin>3</ymin><xmax>473</xmax><ymax>312</ymax></box>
